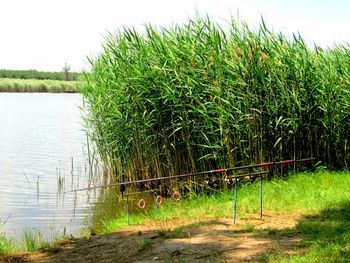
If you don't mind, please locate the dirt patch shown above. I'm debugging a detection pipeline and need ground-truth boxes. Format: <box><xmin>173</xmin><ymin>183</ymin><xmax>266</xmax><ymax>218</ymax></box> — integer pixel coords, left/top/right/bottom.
<box><xmin>0</xmin><ymin>211</ymin><xmax>305</xmax><ymax>263</ymax></box>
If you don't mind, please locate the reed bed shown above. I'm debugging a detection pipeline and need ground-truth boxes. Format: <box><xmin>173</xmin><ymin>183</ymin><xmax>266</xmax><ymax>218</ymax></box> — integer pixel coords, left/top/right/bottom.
<box><xmin>0</xmin><ymin>78</ymin><xmax>78</xmax><ymax>93</ymax></box>
<box><xmin>82</xmin><ymin>17</ymin><xmax>350</xmax><ymax>184</ymax></box>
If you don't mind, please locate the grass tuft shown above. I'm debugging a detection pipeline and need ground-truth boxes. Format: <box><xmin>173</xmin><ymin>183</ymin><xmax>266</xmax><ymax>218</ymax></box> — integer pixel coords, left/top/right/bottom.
<box><xmin>0</xmin><ymin>233</ymin><xmax>18</xmax><ymax>255</ymax></box>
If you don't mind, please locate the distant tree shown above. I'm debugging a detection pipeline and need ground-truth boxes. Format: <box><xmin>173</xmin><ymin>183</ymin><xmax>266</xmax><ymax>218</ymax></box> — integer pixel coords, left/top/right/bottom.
<box><xmin>63</xmin><ymin>62</ymin><xmax>71</xmax><ymax>81</ymax></box>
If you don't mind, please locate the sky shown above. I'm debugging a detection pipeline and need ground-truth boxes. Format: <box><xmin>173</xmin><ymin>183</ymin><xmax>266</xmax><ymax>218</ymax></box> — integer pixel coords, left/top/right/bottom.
<box><xmin>1</xmin><ymin>0</ymin><xmax>349</xmax><ymax>72</ymax></box>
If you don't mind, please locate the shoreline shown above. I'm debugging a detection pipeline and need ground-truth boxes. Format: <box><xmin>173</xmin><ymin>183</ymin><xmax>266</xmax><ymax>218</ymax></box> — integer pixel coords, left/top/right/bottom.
<box><xmin>1</xmin><ymin>170</ymin><xmax>348</xmax><ymax>262</ymax></box>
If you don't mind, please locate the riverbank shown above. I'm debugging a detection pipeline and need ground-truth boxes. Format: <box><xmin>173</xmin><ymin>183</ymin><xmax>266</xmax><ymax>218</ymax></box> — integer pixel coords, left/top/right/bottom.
<box><xmin>1</xmin><ymin>170</ymin><xmax>349</xmax><ymax>262</ymax></box>
<box><xmin>0</xmin><ymin>78</ymin><xmax>78</xmax><ymax>93</ymax></box>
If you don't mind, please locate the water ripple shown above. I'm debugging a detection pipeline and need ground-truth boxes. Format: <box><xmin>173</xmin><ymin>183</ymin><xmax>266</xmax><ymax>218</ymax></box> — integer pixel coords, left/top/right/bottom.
<box><xmin>0</xmin><ymin>93</ymin><xmax>94</xmax><ymax>239</ymax></box>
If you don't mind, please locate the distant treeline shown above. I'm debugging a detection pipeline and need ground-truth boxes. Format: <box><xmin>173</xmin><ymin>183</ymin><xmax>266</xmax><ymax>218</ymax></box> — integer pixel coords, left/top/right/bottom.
<box><xmin>0</xmin><ymin>69</ymin><xmax>80</xmax><ymax>81</ymax></box>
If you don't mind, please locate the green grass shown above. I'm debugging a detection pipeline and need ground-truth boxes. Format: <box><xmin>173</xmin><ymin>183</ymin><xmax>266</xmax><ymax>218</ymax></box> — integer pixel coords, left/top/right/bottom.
<box><xmin>0</xmin><ymin>227</ymin><xmax>72</xmax><ymax>255</ymax></box>
<box><xmin>0</xmin><ymin>78</ymin><xmax>78</xmax><ymax>93</ymax></box>
<box><xmin>289</xmin><ymin>205</ymin><xmax>350</xmax><ymax>262</ymax></box>
<box><xmin>92</xmin><ymin>170</ymin><xmax>350</xmax><ymax>262</ymax></box>
<box><xmin>23</xmin><ymin>228</ymin><xmax>51</xmax><ymax>252</ymax></box>
<box><xmin>257</xmin><ymin>203</ymin><xmax>350</xmax><ymax>262</ymax></box>
<box><xmin>0</xmin><ymin>233</ymin><xmax>18</xmax><ymax>255</ymax></box>
<box><xmin>94</xmin><ymin>170</ymin><xmax>350</xmax><ymax>233</ymax></box>
<box><xmin>238</xmin><ymin>170</ymin><xmax>350</xmax><ymax>213</ymax></box>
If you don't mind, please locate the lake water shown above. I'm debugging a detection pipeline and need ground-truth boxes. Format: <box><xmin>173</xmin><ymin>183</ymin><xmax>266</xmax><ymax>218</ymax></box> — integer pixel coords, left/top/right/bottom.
<box><xmin>0</xmin><ymin>93</ymin><xmax>96</xmax><ymax>239</ymax></box>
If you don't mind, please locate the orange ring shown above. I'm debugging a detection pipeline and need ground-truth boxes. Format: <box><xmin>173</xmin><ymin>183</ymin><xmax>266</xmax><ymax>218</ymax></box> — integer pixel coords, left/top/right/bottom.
<box><xmin>137</xmin><ymin>198</ymin><xmax>146</xmax><ymax>209</ymax></box>
<box><xmin>156</xmin><ymin>195</ymin><xmax>163</xmax><ymax>205</ymax></box>
<box><xmin>171</xmin><ymin>191</ymin><xmax>181</xmax><ymax>201</ymax></box>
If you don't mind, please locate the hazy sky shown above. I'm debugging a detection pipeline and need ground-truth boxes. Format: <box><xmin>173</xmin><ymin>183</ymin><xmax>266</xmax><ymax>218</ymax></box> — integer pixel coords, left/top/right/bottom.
<box><xmin>1</xmin><ymin>0</ymin><xmax>349</xmax><ymax>72</ymax></box>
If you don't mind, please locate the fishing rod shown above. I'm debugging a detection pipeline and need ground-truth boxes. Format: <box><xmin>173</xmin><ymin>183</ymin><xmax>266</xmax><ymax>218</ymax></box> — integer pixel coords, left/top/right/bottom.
<box><xmin>75</xmin><ymin>157</ymin><xmax>315</xmax><ymax>192</ymax></box>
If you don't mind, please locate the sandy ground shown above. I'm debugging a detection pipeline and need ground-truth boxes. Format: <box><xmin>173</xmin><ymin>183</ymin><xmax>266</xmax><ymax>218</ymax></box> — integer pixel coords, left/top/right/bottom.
<box><xmin>0</xmin><ymin>211</ymin><xmax>306</xmax><ymax>263</ymax></box>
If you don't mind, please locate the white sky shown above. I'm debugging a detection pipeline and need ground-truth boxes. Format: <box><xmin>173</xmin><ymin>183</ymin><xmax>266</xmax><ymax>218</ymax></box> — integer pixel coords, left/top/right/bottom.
<box><xmin>1</xmin><ymin>0</ymin><xmax>349</xmax><ymax>72</ymax></box>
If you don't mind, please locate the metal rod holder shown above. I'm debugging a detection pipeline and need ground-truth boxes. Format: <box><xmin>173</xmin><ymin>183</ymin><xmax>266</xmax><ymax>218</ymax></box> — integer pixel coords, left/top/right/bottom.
<box><xmin>81</xmin><ymin>158</ymin><xmax>315</xmax><ymax>227</ymax></box>
<box><xmin>154</xmin><ymin>192</ymin><xmax>159</xmax><ymax>217</ymax></box>
<box><xmin>260</xmin><ymin>176</ymin><xmax>263</xmax><ymax>219</ymax></box>
<box><xmin>126</xmin><ymin>195</ymin><xmax>130</xmax><ymax>225</ymax></box>
<box><xmin>233</xmin><ymin>177</ymin><xmax>238</xmax><ymax>224</ymax></box>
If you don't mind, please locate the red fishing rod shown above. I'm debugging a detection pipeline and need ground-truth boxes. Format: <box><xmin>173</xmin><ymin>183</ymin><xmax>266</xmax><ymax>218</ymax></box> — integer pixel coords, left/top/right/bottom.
<box><xmin>76</xmin><ymin>157</ymin><xmax>315</xmax><ymax>192</ymax></box>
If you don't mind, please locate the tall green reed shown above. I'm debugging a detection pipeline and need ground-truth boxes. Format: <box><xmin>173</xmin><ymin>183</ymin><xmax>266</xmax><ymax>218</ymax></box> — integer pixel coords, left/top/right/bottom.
<box><xmin>82</xmin><ymin>16</ymin><xmax>350</xmax><ymax>185</ymax></box>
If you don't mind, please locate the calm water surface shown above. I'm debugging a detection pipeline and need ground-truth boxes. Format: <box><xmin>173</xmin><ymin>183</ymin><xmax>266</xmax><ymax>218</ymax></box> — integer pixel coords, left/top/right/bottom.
<box><xmin>0</xmin><ymin>93</ymin><xmax>96</xmax><ymax>239</ymax></box>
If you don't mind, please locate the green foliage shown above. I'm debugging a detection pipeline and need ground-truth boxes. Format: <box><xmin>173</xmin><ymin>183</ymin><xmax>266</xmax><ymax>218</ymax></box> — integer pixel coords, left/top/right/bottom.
<box><xmin>0</xmin><ymin>69</ymin><xmax>79</xmax><ymax>81</ymax></box>
<box><xmin>0</xmin><ymin>78</ymin><xmax>78</xmax><ymax>93</ymax></box>
<box><xmin>82</xmin><ymin>16</ymin><xmax>350</xmax><ymax>185</ymax></box>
